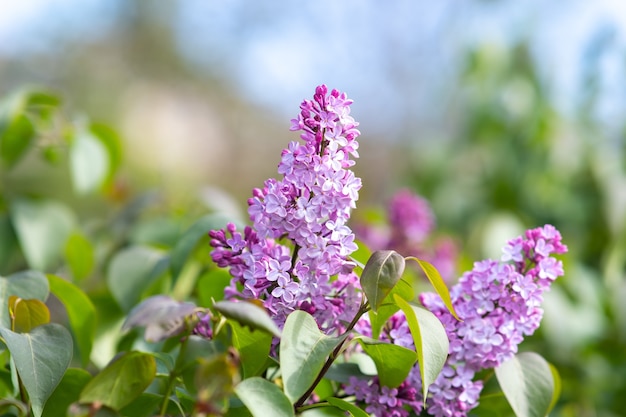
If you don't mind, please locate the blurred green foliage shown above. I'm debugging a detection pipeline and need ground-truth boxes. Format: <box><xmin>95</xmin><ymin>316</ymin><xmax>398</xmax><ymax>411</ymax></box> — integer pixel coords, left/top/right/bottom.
<box><xmin>405</xmin><ymin>42</ymin><xmax>626</xmax><ymax>417</ymax></box>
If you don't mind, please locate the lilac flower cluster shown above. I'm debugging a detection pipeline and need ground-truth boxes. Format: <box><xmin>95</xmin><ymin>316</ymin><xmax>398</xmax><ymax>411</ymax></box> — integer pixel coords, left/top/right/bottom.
<box><xmin>356</xmin><ymin>189</ymin><xmax>458</xmax><ymax>281</ymax></box>
<box><xmin>208</xmin><ymin>85</ymin><xmax>363</xmax><ymax>332</ymax></box>
<box><xmin>345</xmin><ymin>224</ymin><xmax>567</xmax><ymax>417</ymax></box>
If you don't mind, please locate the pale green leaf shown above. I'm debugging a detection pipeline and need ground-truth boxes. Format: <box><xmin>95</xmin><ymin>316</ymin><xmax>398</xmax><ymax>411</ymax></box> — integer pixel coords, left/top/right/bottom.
<box><xmin>235</xmin><ymin>377</ymin><xmax>294</xmax><ymax>417</ymax></box>
<box><xmin>63</xmin><ymin>232</ymin><xmax>95</xmax><ymax>282</ymax></box>
<box><xmin>495</xmin><ymin>352</ymin><xmax>555</xmax><ymax>417</ymax></box>
<box><xmin>280</xmin><ymin>310</ymin><xmax>344</xmax><ymax>403</ymax></box>
<box><xmin>0</xmin><ymin>270</ymin><xmax>49</xmax><ymax>329</ymax></box>
<box><xmin>406</xmin><ymin>257</ymin><xmax>459</xmax><ymax>320</ymax></box>
<box><xmin>70</xmin><ymin>129</ymin><xmax>109</xmax><ymax>194</ymax></box>
<box><xmin>214</xmin><ymin>300</ymin><xmax>281</xmax><ymax>338</ymax></box>
<box><xmin>0</xmin><ymin>323</ymin><xmax>73</xmax><ymax>417</ymax></box>
<box><xmin>11</xmin><ymin>199</ymin><xmax>75</xmax><ymax>271</ymax></box>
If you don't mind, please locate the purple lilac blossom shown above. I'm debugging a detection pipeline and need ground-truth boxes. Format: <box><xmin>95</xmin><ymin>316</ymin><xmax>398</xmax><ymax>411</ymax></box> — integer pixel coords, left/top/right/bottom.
<box><xmin>356</xmin><ymin>188</ymin><xmax>458</xmax><ymax>282</ymax></box>
<box><xmin>207</xmin><ymin>85</ymin><xmax>363</xmax><ymax>333</ymax></box>
<box><xmin>344</xmin><ymin>224</ymin><xmax>567</xmax><ymax>417</ymax></box>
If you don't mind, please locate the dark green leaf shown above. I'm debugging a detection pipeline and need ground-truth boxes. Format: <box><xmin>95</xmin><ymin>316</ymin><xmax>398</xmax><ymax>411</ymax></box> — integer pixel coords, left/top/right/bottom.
<box><xmin>280</xmin><ymin>310</ymin><xmax>344</xmax><ymax>403</ymax></box>
<box><xmin>106</xmin><ymin>246</ymin><xmax>167</xmax><ymax>312</ymax></box>
<box><xmin>0</xmin><ymin>323</ymin><xmax>73</xmax><ymax>417</ymax></box>
<box><xmin>0</xmin><ymin>270</ymin><xmax>49</xmax><ymax>329</ymax></box>
<box><xmin>393</xmin><ymin>294</ymin><xmax>449</xmax><ymax>399</ymax></box>
<box><xmin>234</xmin><ymin>377</ymin><xmax>294</xmax><ymax>417</ymax></box>
<box><xmin>214</xmin><ymin>300</ymin><xmax>281</xmax><ymax>338</ymax></box>
<box><xmin>495</xmin><ymin>352</ymin><xmax>555</xmax><ymax>417</ymax></box>
<box><xmin>119</xmin><ymin>393</ymin><xmax>162</xmax><ymax>417</ymax></box>
<box><xmin>357</xmin><ymin>336</ymin><xmax>416</xmax><ymax>388</ymax></box>
<box><xmin>79</xmin><ymin>351</ymin><xmax>156</xmax><ymax>411</ymax></box>
<box><xmin>42</xmin><ymin>368</ymin><xmax>91</xmax><ymax>417</ymax></box>
<box><xmin>47</xmin><ymin>274</ymin><xmax>97</xmax><ymax>366</ymax></box>
<box><xmin>360</xmin><ymin>250</ymin><xmax>405</xmax><ymax>312</ymax></box>
<box><xmin>11</xmin><ymin>198</ymin><xmax>76</xmax><ymax>271</ymax></box>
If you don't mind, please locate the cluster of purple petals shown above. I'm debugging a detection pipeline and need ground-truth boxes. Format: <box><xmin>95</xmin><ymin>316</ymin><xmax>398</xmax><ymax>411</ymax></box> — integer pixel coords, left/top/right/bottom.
<box><xmin>344</xmin><ymin>224</ymin><xmax>567</xmax><ymax>416</ymax></box>
<box><xmin>208</xmin><ymin>85</ymin><xmax>363</xmax><ymax>332</ymax></box>
<box><xmin>356</xmin><ymin>189</ymin><xmax>458</xmax><ymax>282</ymax></box>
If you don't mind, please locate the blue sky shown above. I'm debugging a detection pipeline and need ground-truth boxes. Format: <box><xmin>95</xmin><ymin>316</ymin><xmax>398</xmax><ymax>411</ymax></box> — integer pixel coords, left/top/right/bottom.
<box><xmin>1</xmin><ymin>0</ymin><xmax>625</xmax><ymax>138</ymax></box>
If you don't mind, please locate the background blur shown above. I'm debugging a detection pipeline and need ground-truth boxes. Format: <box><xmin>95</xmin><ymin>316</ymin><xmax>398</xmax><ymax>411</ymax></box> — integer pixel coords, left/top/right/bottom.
<box><xmin>2</xmin><ymin>1</ymin><xmax>626</xmax><ymax>416</ymax></box>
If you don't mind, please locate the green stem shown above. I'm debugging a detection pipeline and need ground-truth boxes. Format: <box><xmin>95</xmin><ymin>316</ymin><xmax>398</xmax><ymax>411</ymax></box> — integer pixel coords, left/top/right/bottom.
<box><xmin>294</xmin><ymin>301</ymin><xmax>370</xmax><ymax>411</ymax></box>
<box><xmin>159</xmin><ymin>333</ymin><xmax>191</xmax><ymax>416</ymax></box>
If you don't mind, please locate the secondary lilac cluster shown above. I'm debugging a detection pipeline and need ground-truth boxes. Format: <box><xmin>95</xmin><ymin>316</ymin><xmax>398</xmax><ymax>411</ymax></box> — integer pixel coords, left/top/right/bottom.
<box><xmin>356</xmin><ymin>189</ymin><xmax>458</xmax><ymax>282</ymax></box>
<box><xmin>344</xmin><ymin>224</ymin><xmax>567</xmax><ymax>416</ymax></box>
<box><xmin>208</xmin><ymin>85</ymin><xmax>363</xmax><ymax>332</ymax></box>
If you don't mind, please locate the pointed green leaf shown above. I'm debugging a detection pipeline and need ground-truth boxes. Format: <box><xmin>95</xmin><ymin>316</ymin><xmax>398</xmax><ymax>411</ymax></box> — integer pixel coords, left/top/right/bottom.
<box><xmin>368</xmin><ymin>277</ymin><xmax>414</xmax><ymax>339</ymax></box>
<box><xmin>495</xmin><ymin>352</ymin><xmax>555</xmax><ymax>417</ymax></box>
<box><xmin>214</xmin><ymin>300</ymin><xmax>281</xmax><ymax>338</ymax></box>
<box><xmin>64</xmin><ymin>232</ymin><xmax>95</xmax><ymax>282</ymax></box>
<box><xmin>42</xmin><ymin>368</ymin><xmax>92</xmax><ymax>417</ymax></box>
<box><xmin>393</xmin><ymin>294</ymin><xmax>449</xmax><ymax>399</ymax></box>
<box><xmin>197</xmin><ymin>268</ymin><xmax>232</xmax><ymax>306</ymax></box>
<box><xmin>9</xmin><ymin>296</ymin><xmax>50</xmax><ymax>333</ymax></box>
<box><xmin>106</xmin><ymin>246</ymin><xmax>167</xmax><ymax>312</ymax></box>
<box><xmin>547</xmin><ymin>363</ymin><xmax>561</xmax><ymax>415</ymax></box>
<box><xmin>70</xmin><ymin>128</ymin><xmax>110</xmax><ymax>194</ymax></box>
<box><xmin>47</xmin><ymin>274</ymin><xmax>96</xmax><ymax>366</ymax></box>
<box><xmin>360</xmin><ymin>250</ymin><xmax>405</xmax><ymax>312</ymax></box>
<box><xmin>0</xmin><ymin>323</ymin><xmax>73</xmax><ymax>417</ymax></box>
<box><xmin>280</xmin><ymin>310</ymin><xmax>344</xmax><ymax>403</ymax></box>
<box><xmin>406</xmin><ymin>257</ymin><xmax>459</xmax><ymax>320</ymax></box>
<box><xmin>0</xmin><ymin>270</ymin><xmax>49</xmax><ymax>329</ymax></box>
<box><xmin>230</xmin><ymin>321</ymin><xmax>272</xmax><ymax>378</ymax></box>
<box><xmin>235</xmin><ymin>377</ymin><xmax>294</xmax><ymax>417</ymax></box>
<box><xmin>11</xmin><ymin>199</ymin><xmax>76</xmax><ymax>271</ymax></box>
<box><xmin>79</xmin><ymin>351</ymin><xmax>156</xmax><ymax>411</ymax></box>
<box><xmin>357</xmin><ymin>337</ymin><xmax>416</xmax><ymax>388</ymax></box>
<box><xmin>326</xmin><ymin>397</ymin><xmax>369</xmax><ymax>417</ymax></box>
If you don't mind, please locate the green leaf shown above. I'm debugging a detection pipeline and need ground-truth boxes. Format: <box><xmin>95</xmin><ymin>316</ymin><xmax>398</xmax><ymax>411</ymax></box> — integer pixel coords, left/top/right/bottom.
<box><xmin>47</xmin><ymin>274</ymin><xmax>97</xmax><ymax>366</ymax></box>
<box><xmin>214</xmin><ymin>300</ymin><xmax>281</xmax><ymax>338</ymax></box>
<box><xmin>234</xmin><ymin>377</ymin><xmax>295</xmax><ymax>417</ymax></box>
<box><xmin>406</xmin><ymin>257</ymin><xmax>459</xmax><ymax>320</ymax></box>
<box><xmin>280</xmin><ymin>310</ymin><xmax>345</xmax><ymax>403</ymax></box>
<box><xmin>393</xmin><ymin>294</ymin><xmax>449</xmax><ymax>399</ymax></box>
<box><xmin>121</xmin><ymin>295</ymin><xmax>196</xmax><ymax>342</ymax></box>
<box><xmin>547</xmin><ymin>363</ymin><xmax>561</xmax><ymax>415</ymax></box>
<box><xmin>357</xmin><ymin>337</ymin><xmax>416</xmax><ymax>388</ymax></box>
<box><xmin>360</xmin><ymin>250</ymin><xmax>405</xmax><ymax>312</ymax></box>
<box><xmin>42</xmin><ymin>368</ymin><xmax>92</xmax><ymax>417</ymax></box>
<box><xmin>64</xmin><ymin>232</ymin><xmax>95</xmax><ymax>282</ymax></box>
<box><xmin>0</xmin><ymin>270</ymin><xmax>49</xmax><ymax>329</ymax></box>
<box><xmin>10</xmin><ymin>199</ymin><xmax>76</xmax><ymax>271</ymax></box>
<box><xmin>70</xmin><ymin>128</ymin><xmax>110</xmax><ymax>194</ymax></box>
<box><xmin>0</xmin><ymin>113</ymin><xmax>35</xmax><ymax>166</ymax></box>
<box><xmin>106</xmin><ymin>246</ymin><xmax>167</xmax><ymax>312</ymax></box>
<box><xmin>368</xmin><ymin>277</ymin><xmax>414</xmax><ymax>339</ymax></box>
<box><xmin>326</xmin><ymin>397</ymin><xmax>369</xmax><ymax>417</ymax></box>
<box><xmin>8</xmin><ymin>296</ymin><xmax>50</xmax><ymax>333</ymax></box>
<box><xmin>170</xmin><ymin>214</ymin><xmax>232</xmax><ymax>279</ymax></box>
<box><xmin>0</xmin><ymin>323</ymin><xmax>73</xmax><ymax>417</ymax></box>
<box><xmin>230</xmin><ymin>321</ymin><xmax>272</xmax><ymax>378</ymax></box>
<box><xmin>0</xmin><ymin>213</ymin><xmax>21</xmax><ymax>273</ymax></box>
<box><xmin>197</xmin><ymin>268</ymin><xmax>232</xmax><ymax>306</ymax></box>
<box><xmin>79</xmin><ymin>351</ymin><xmax>156</xmax><ymax>411</ymax></box>
<box><xmin>119</xmin><ymin>393</ymin><xmax>162</xmax><ymax>417</ymax></box>
<box><xmin>495</xmin><ymin>352</ymin><xmax>555</xmax><ymax>417</ymax></box>
<box><xmin>89</xmin><ymin>123</ymin><xmax>122</xmax><ymax>182</ymax></box>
